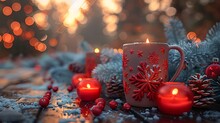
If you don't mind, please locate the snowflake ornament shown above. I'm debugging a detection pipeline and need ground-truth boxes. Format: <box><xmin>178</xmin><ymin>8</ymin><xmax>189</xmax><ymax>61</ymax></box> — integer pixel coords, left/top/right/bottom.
<box><xmin>129</xmin><ymin>62</ymin><xmax>163</xmax><ymax>101</ymax></box>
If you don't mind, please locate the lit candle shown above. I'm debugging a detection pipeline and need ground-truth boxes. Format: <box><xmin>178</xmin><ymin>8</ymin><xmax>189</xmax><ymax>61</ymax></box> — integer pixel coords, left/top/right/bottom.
<box><xmin>123</xmin><ymin>39</ymin><xmax>185</xmax><ymax>107</ymax></box>
<box><xmin>157</xmin><ymin>82</ymin><xmax>193</xmax><ymax>115</ymax></box>
<box><xmin>72</xmin><ymin>73</ymin><xmax>88</xmax><ymax>87</ymax></box>
<box><xmin>85</xmin><ymin>48</ymin><xmax>101</xmax><ymax>77</ymax></box>
<box><xmin>77</xmin><ymin>78</ymin><xmax>101</xmax><ymax>101</ymax></box>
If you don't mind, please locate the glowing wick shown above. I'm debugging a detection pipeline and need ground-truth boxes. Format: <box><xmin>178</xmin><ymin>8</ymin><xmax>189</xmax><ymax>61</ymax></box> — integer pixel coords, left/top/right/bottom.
<box><xmin>87</xmin><ymin>84</ymin><xmax>91</xmax><ymax>89</ymax></box>
<box><xmin>94</xmin><ymin>48</ymin><xmax>100</xmax><ymax>53</ymax></box>
<box><xmin>146</xmin><ymin>38</ymin><xmax>150</xmax><ymax>43</ymax></box>
<box><xmin>172</xmin><ymin>88</ymin><xmax>178</xmax><ymax>95</ymax></box>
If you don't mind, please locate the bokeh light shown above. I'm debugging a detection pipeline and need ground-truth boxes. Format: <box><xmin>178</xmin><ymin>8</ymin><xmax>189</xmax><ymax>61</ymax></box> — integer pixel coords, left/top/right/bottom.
<box><xmin>99</xmin><ymin>0</ymin><xmax>122</xmax><ymax>34</ymax></box>
<box><xmin>24</xmin><ymin>5</ymin><xmax>33</xmax><ymax>14</ymax></box>
<box><xmin>3</xmin><ymin>33</ymin><xmax>14</xmax><ymax>43</ymax></box>
<box><xmin>195</xmin><ymin>38</ymin><xmax>201</xmax><ymax>43</ymax></box>
<box><xmin>63</xmin><ymin>0</ymin><xmax>89</xmax><ymax>33</ymax></box>
<box><xmin>29</xmin><ymin>38</ymin><xmax>39</xmax><ymax>46</ymax></box>
<box><xmin>165</xmin><ymin>7</ymin><xmax>176</xmax><ymax>16</ymax></box>
<box><xmin>10</xmin><ymin>21</ymin><xmax>21</xmax><ymax>30</ymax></box>
<box><xmin>32</xmin><ymin>0</ymin><xmax>51</xmax><ymax>10</ymax></box>
<box><xmin>94</xmin><ymin>48</ymin><xmax>100</xmax><ymax>53</ymax></box>
<box><xmin>0</xmin><ymin>35</ymin><xmax>2</xmax><ymax>42</ymax></box>
<box><xmin>25</xmin><ymin>16</ymin><xmax>35</xmax><ymax>26</ymax></box>
<box><xmin>36</xmin><ymin>42</ymin><xmax>47</xmax><ymax>52</ymax></box>
<box><xmin>149</xmin><ymin>1</ymin><xmax>160</xmax><ymax>11</ymax></box>
<box><xmin>13</xmin><ymin>28</ymin><xmax>23</xmax><ymax>36</ymax></box>
<box><xmin>12</xmin><ymin>2</ymin><xmax>21</xmax><ymax>12</ymax></box>
<box><xmin>1</xmin><ymin>0</ymin><xmax>217</xmax><ymax>55</ymax></box>
<box><xmin>49</xmin><ymin>38</ymin><xmax>58</xmax><ymax>47</ymax></box>
<box><xmin>3</xmin><ymin>6</ymin><xmax>12</xmax><ymax>16</ymax></box>
<box><xmin>187</xmin><ymin>32</ymin><xmax>197</xmax><ymax>40</ymax></box>
<box><xmin>30</xmin><ymin>0</ymin><xmax>95</xmax><ymax>34</ymax></box>
<box><xmin>33</xmin><ymin>12</ymin><xmax>49</xmax><ymax>29</ymax></box>
<box><xmin>3</xmin><ymin>42</ymin><xmax>13</xmax><ymax>49</ymax></box>
<box><xmin>23</xmin><ymin>31</ymin><xmax>34</xmax><ymax>40</ymax></box>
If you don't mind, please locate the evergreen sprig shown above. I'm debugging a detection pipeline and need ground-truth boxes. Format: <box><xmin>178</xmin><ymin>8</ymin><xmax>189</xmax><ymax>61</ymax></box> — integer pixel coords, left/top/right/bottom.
<box><xmin>92</xmin><ymin>48</ymin><xmax>122</xmax><ymax>83</ymax></box>
<box><xmin>92</xmin><ymin>61</ymin><xmax>122</xmax><ymax>83</ymax></box>
<box><xmin>165</xmin><ymin>18</ymin><xmax>187</xmax><ymax>45</ymax></box>
<box><xmin>165</xmin><ymin>19</ymin><xmax>220</xmax><ymax>82</ymax></box>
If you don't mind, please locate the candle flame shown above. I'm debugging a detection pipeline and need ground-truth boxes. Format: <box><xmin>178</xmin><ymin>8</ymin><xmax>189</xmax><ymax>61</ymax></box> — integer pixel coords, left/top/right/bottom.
<box><xmin>87</xmin><ymin>84</ymin><xmax>91</xmax><ymax>88</ymax></box>
<box><xmin>146</xmin><ymin>38</ymin><xmax>150</xmax><ymax>43</ymax></box>
<box><xmin>94</xmin><ymin>48</ymin><xmax>100</xmax><ymax>53</ymax></box>
<box><xmin>78</xmin><ymin>78</ymin><xmax>82</xmax><ymax>81</ymax></box>
<box><xmin>172</xmin><ymin>88</ymin><xmax>178</xmax><ymax>95</ymax></box>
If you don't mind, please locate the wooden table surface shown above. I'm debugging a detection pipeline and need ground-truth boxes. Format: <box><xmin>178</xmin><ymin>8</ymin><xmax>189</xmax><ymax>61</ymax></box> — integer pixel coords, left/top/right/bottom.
<box><xmin>0</xmin><ymin>68</ymin><xmax>220</xmax><ymax>123</ymax></box>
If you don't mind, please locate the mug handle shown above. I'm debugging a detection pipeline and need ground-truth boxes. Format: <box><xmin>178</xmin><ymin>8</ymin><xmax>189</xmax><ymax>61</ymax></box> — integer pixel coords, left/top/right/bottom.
<box><xmin>169</xmin><ymin>46</ymin><xmax>185</xmax><ymax>81</ymax></box>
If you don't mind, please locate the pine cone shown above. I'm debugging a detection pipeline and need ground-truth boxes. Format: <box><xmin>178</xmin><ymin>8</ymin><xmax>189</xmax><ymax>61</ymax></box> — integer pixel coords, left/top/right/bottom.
<box><xmin>104</xmin><ymin>76</ymin><xmax>124</xmax><ymax>98</ymax></box>
<box><xmin>211</xmin><ymin>77</ymin><xmax>220</xmax><ymax>103</ymax></box>
<box><xmin>188</xmin><ymin>73</ymin><xmax>215</xmax><ymax>107</ymax></box>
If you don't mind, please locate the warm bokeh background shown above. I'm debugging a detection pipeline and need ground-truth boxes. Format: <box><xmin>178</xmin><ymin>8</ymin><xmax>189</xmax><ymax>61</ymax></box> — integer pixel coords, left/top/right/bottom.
<box><xmin>0</xmin><ymin>0</ymin><xmax>220</xmax><ymax>58</ymax></box>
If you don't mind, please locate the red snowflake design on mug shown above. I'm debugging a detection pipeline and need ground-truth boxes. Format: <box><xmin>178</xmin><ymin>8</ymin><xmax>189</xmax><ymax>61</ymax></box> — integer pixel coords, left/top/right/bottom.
<box><xmin>124</xmin><ymin>71</ymin><xmax>128</xmax><ymax>78</ymax></box>
<box><xmin>137</xmin><ymin>50</ymin><xmax>143</xmax><ymax>57</ymax></box>
<box><xmin>130</xmin><ymin>49</ymin><xmax>134</xmax><ymax>54</ymax></box>
<box><xmin>160</xmin><ymin>47</ymin><xmax>165</xmax><ymax>54</ymax></box>
<box><xmin>148</xmin><ymin>52</ymin><xmax>159</xmax><ymax>64</ymax></box>
<box><xmin>162</xmin><ymin>60</ymin><xmax>168</xmax><ymax>71</ymax></box>
<box><xmin>123</xmin><ymin>81</ymin><xmax>130</xmax><ymax>94</ymax></box>
<box><xmin>129</xmin><ymin>67</ymin><xmax>134</xmax><ymax>72</ymax></box>
<box><xmin>123</xmin><ymin>54</ymin><xmax>129</xmax><ymax>68</ymax></box>
<box><xmin>129</xmin><ymin>62</ymin><xmax>163</xmax><ymax>101</ymax></box>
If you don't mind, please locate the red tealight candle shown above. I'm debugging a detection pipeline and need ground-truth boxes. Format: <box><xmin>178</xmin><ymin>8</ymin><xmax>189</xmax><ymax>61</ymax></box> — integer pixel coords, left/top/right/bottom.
<box><xmin>157</xmin><ymin>82</ymin><xmax>193</xmax><ymax>115</ymax></box>
<box><xmin>77</xmin><ymin>78</ymin><xmax>101</xmax><ymax>101</ymax></box>
<box><xmin>85</xmin><ymin>48</ymin><xmax>101</xmax><ymax>77</ymax></box>
<box><xmin>72</xmin><ymin>73</ymin><xmax>88</xmax><ymax>87</ymax></box>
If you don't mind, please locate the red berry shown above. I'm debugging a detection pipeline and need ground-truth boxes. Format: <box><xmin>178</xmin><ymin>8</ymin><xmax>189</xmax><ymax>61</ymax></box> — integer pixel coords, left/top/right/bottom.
<box><xmin>109</xmin><ymin>100</ymin><xmax>118</xmax><ymax>110</ymax></box>
<box><xmin>91</xmin><ymin>106</ymin><xmax>102</xmax><ymax>116</ymax></box>
<box><xmin>97</xmin><ymin>102</ymin><xmax>105</xmax><ymax>110</ymax></box>
<box><xmin>47</xmin><ymin>77</ymin><xmax>52</xmax><ymax>81</ymax></box>
<box><xmin>47</xmin><ymin>84</ymin><xmax>52</xmax><ymax>90</ymax></box>
<box><xmin>39</xmin><ymin>98</ymin><xmax>49</xmax><ymax>108</ymax></box>
<box><xmin>43</xmin><ymin>95</ymin><xmax>51</xmax><ymax>100</ymax></box>
<box><xmin>75</xmin><ymin>97</ymin><xmax>81</xmax><ymax>105</ymax></box>
<box><xmin>45</xmin><ymin>91</ymin><xmax>51</xmax><ymax>96</ymax></box>
<box><xmin>68</xmin><ymin>64</ymin><xmax>74</xmax><ymax>71</ymax></box>
<box><xmin>44</xmin><ymin>92</ymin><xmax>51</xmax><ymax>99</ymax></box>
<box><xmin>67</xmin><ymin>85</ymin><xmax>73</xmax><ymax>92</ymax></box>
<box><xmin>123</xmin><ymin>103</ymin><xmax>131</xmax><ymax>111</ymax></box>
<box><xmin>50</xmin><ymin>80</ymin><xmax>54</xmax><ymax>84</ymax></box>
<box><xmin>95</xmin><ymin>98</ymin><xmax>106</xmax><ymax>105</ymax></box>
<box><xmin>53</xmin><ymin>86</ymin><xmax>58</xmax><ymax>92</ymax></box>
<box><xmin>80</xmin><ymin>107</ymin><xmax>91</xmax><ymax>117</ymax></box>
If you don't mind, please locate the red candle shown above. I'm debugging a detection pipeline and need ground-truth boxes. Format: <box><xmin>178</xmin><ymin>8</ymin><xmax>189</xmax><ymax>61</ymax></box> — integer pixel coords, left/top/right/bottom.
<box><xmin>85</xmin><ymin>48</ymin><xmax>101</xmax><ymax>77</ymax></box>
<box><xmin>77</xmin><ymin>78</ymin><xmax>101</xmax><ymax>101</ymax></box>
<box><xmin>157</xmin><ymin>82</ymin><xmax>193</xmax><ymax>115</ymax></box>
<box><xmin>72</xmin><ymin>73</ymin><xmax>88</xmax><ymax>87</ymax></box>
